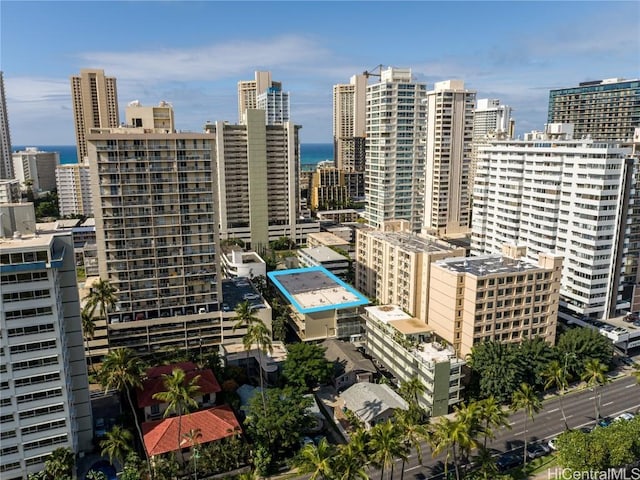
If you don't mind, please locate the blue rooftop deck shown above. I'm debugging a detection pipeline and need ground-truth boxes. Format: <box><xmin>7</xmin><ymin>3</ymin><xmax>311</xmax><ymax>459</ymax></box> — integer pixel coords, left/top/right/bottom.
<box><xmin>268</xmin><ymin>266</ymin><xmax>369</xmax><ymax>314</ymax></box>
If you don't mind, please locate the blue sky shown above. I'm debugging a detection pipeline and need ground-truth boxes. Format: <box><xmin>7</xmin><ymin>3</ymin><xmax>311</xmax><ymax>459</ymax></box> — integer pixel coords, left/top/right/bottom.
<box><xmin>2</xmin><ymin>1</ymin><xmax>639</xmax><ymax>145</ymax></box>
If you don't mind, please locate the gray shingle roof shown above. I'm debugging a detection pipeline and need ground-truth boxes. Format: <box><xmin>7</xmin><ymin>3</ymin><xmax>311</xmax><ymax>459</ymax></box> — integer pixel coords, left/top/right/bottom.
<box><xmin>339</xmin><ymin>382</ymin><xmax>408</xmax><ymax>424</ymax></box>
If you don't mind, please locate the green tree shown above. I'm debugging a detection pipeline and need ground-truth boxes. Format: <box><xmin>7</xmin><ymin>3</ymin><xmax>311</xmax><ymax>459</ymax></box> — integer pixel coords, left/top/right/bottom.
<box><xmin>632</xmin><ymin>364</ymin><xmax>640</xmax><ymax>384</ymax></box>
<box><xmin>398</xmin><ymin>377</ymin><xmax>427</xmax><ymax>422</ymax></box>
<box><xmin>120</xmin><ymin>453</ymin><xmax>144</xmax><ymax>480</ymax></box>
<box><xmin>244</xmin><ymin>387</ymin><xmax>314</xmax><ymax>466</ymax></box>
<box><xmin>368</xmin><ymin>420</ymin><xmax>408</xmax><ymax>480</ymax></box>
<box><xmin>510</xmin><ymin>382</ymin><xmax>541</xmax><ymax>470</ymax></box>
<box><xmin>272</xmin><ymin>313</ymin><xmax>288</xmax><ymax>342</ymax></box>
<box><xmin>242</xmin><ymin>317</ymin><xmax>273</xmax><ymax>417</ymax></box>
<box><xmin>542</xmin><ymin>359</ymin><xmax>571</xmax><ymax>430</ymax></box>
<box><xmin>581</xmin><ymin>358</ymin><xmax>609</xmax><ymax>424</ymax></box>
<box><xmin>470</xmin><ymin>446</ymin><xmax>499</xmax><ymax>480</ymax></box>
<box><xmin>477</xmin><ymin>396</ymin><xmax>510</xmax><ymax>449</ymax></box>
<box><xmin>100</xmin><ymin>348</ymin><xmax>153</xmax><ymax>477</ymax></box>
<box><xmin>334</xmin><ymin>428</ymin><xmax>370</xmax><ymax>480</ymax></box>
<box><xmin>294</xmin><ymin>438</ymin><xmax>336</xmax><ymax>480</ymax></box>
<box><xmin>395</xmin><ymin>408</ymin><xmax>429</xmax><ymax>480</ymax></box>
<box><xmin>556</xmin><ymin>327</ymin><xmax>613</xmax><ymax>379</ymax></box>
<box><xmin>81</xmin><ymin>306</ymin><xmax>98</xmax><ymax>376</ymax></box>
<box><xmin>100</xmin><ymin>425</ymin><xmax>134</xmax><ymax>466</ymax></box>
<box><xmin>152</xmin><ymin>367</ymin><xmax>201</xmax><ymax>461</ymax></box>
<box><xmin>84</xmin><ymin>278</ymin><xmax>118</xmax><ymax>324</ymax></box>
<box><xmin>283</xmin><ymin>342</ymin><xmax>333</xmax><ymax>391</ymax></box>
<box><xmin>43</xmin><ymin>447</ymin><xmax>74</xmax><ymax>480</ymax></box>
<box><xmin>429</xmin><ymin>416</ymin><xmax>475</xmax><ymax>480</ymax></box>
<box><xmin>517</xmin><ymin>337</ymin><xmax>556</xmax><ymax>390</ymax></box>
<box><xmin>467</xmin><ymin>340</ymin><xmax>526</xmax><ymax>403</ymax></box>
<box><xmin>182</xmin><ymin>428</ymin><xmax>202</xmax><ymax>480</ymax></box>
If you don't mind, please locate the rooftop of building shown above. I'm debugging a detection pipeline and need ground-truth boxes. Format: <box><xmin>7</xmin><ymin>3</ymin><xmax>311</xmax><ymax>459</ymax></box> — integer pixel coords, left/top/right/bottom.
<box><xmin>320</xmin><ymin>339</ymin><xmax>376</xmax><ymax>375</ymax></box>
<box><xmin>339</xmin><ymin>382</ymin><xmax>408</xmax><ymax>424</ymax></box>
<box><xmin>268</xmin><ymin>266</ymin><xmax>369</xmax><ymax>314</ymax></box>
<box><xmin>222</xmin><ymin>341</ymin><xmax>288</xmax><ymax>363</ymax></box>
<box><xmin>434</xmin><ymin>254</ymin><xmax>543</xmax><ymax>277</ymax></box>
<box><xmin>299</xmin><ymin>245</ymin><xmax>349</xmax><ymax>263</ymax></box>
<box><xmin>142</xmin><ymin>405</ymin><xmax>240</xmax><ymax>457</ymax></box>
<box><xmin>362</xmin><ymin>229</ymin><xmax>455</xmax><ymax>254</ymax></box>
<box><xmin>364</xmin><ymin>305</ymin><xmax>430</xmax><ymax>335</ymax></box>
<box><xmin>137</xmin><ymin>362</ymin><xmax>221</xmax><ymax>408</ymax></box>
<box><xmin>221</xmin><ymin>277</ymin><xmax>268</xmax><ymax>312</ymax></box>
<box><xmin>306</xmin><ymin>231</ymin><xmax>351</xmax><ymax>246</ymax></box>
<box><xmin>0</xmin><ymin>231</ymin><xmax>55</xmax><ymax>250</ymax></box>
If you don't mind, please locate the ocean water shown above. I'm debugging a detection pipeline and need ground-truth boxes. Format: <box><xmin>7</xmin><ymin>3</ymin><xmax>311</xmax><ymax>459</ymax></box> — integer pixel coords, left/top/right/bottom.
<box><xmin>14</xmin><ymin>143</ymin><xmax>334</xmax><ymax>170</ymax></box>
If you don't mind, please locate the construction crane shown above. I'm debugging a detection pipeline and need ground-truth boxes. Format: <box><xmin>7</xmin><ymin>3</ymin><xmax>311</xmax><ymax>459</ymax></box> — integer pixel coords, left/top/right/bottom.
<box><xmin>362</xmin><ymin>64</ymin><xmax>384</xmax><ymax>79</ymax></box>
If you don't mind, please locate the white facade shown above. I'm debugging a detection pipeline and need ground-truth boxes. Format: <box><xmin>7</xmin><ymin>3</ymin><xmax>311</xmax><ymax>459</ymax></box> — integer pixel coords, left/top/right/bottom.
<box><xmin>55</xmin><ymin>163</ymin><xmax>93</xmax><ymax>217</ymax></box>
<box><xmin>364</xmin><ymin>67</ymin><xmax>426</xmax><ymax>231</ymax></box>
<box><xmin>237</xmin><ymin>71</ymin><xmax>282</xmax><ymax>123</ymax></box>
<box><xmin>472</xmin><ymin>123</ymin><xmax>636</xmax><ymax>320</ymax></box>
<box><xmin>0</xmin><ymin>71</ymin><xmax>13</xmax><ymax>179</ymax></box>
<box><xmin>12</xmin><ymin>148</ymin><xmax>60</xmax><ymax>195</ymax></box>
<box><xmin>0</xmin><ymin>226</ymin><xmax>92</xmax><ymax>478</ymax></box>
<box><xmin>256</xmin><ymin>87</ymin><xmax>290</xmax><ymax>125</ymax></box>
<box><xmin>221</xmin><ymin>249</ymin><xmax>266</xmax><ymax>279</ymax></box>
<box><xmin>423</xmin><ymin>80</ymin><xmax>476</xmax><ymax>237</ymax></box>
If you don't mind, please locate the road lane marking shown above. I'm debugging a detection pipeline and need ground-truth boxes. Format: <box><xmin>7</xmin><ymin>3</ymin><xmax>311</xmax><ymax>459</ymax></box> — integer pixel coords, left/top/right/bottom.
<box><xmin>547</xmin><ymin>408</ymin><xmax>559</xmax><ymax>413</ymax></box>
<box><xmin>406</xmin><ymin>465</ymin><xmax>422</xmax><ymax>472</ymax></box>
<box><xmin>625</xmin><ymin>384</ymin><xmax>635</xmax><ymax>388</ymax></box>
<box><xmin>602</xmin><ymin>401</ymin><xmax>613</xmax><ymax>407</ymax></box>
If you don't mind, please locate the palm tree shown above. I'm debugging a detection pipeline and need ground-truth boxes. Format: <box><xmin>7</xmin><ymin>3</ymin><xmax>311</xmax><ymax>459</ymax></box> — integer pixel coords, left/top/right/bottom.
<box><xmin>100</xmin><ymin>348</ymin><xmax>153</xmax><ymax>478</ymax></box>
<box><xmin>84</xmin><ymin>278</ymin><xmax>118</xmax><ymax>321</ymax></box>
<box><xmin>471</xmin><ymin>446</ymin><xmax>499</xmax><ymax>480</ymax></box>
<box><xmin>398</xmin><ymin>377</ymin><xmax>426</xmax><ymax>408</ymax></box>
<box><xmin>295</xmin><ymin>437</ymin><xmax>336</xmax><ymax>480</ymax></box>
<box><xmin>43</xmin><ymin>447</ymin><xmax>74</xmax><ymax>480</ymax></box>
<box><xmin>182</xmin><ymin>428</ymin><xmax>203</xmax><ymax>480</ymax></box>
<box><xmin>152</xmin><ymin>367</ymin><xmax>201</xmax><ymax>462</ymax></box>
<box><xmin>510</xmin><ymin>382</ymin><xmax>542</xmax><ymax>470</ymax></box>
<box><xmin>581</xmin><ymin>358</ymin><xmax>609</xmax><ymax>424</ymax></box>
<box><xmin>233</xmin><ymin>300</ymin><xmax>262</xmax><ymax>377</ymax></box>
<box><xmin>452</xmin><ymin>401</ymin><xmax>483</xmax><ymax>466</ymax></box>
<box><xmin>335</xmin><ymin>428</ymin><xmax>370</xmax><ymax>480</ymax></box>
<box><xmin>81</xmin><ymin>306</ymin><xmax>98</xmax><ymax>376</ymax></box>
<box><xmin>369</xmin><ymin>420</ymin><xmax>409</xmax><ymax>480</ymax></box>
<box><xmin>477</xmin><ymin>396</ymin><xmax>510</xmax><ymax>449</ymax></box>
<box><xmin>542</xmin><ymin>359</ymin><xmax>571</xmax><ymax>430</ymax></box>
<box><xmin>100</xmin><ymin>425</ymin><xmax>134</xmax><ymax>467</ymax></box>
<box><xmin>243</xmin><ymin>318</ymin><xmax>273</xmax><ymax>417</ymax></box>
<box><xmin>395</xmin><ymin>409</ymin><xmax>429</xmax><ymax>480</ymax></box>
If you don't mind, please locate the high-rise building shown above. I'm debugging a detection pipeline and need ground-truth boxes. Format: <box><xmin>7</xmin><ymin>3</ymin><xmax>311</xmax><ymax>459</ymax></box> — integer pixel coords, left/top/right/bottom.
<box><xmin>547</xmin><ymin>78</ymin><xmax>640</xmax><ymax>142</ymax></box>
<box><xmin>364</xmin><ymin>67</ymin><xmax>426</xmax><ymax>231</ymax></box>
<box><xmin>0</xmin><ymin>72</ymin><xmax>13</xmax><ymax>179</ymax></box>
<box><xmin>0</xmin><ymin>204</ymin><xmax>92</xmax><ymax>478</ymax></box>
<box><xmin>472</xmin><ymin>123</ymin><xmax>637</xmax><ymax>321</ymax></box>
<box><xmin>310</xmin><ymin>164</ymin><xmax>348</xmax><ymax>211</ymax></box>
<box><xmin>87</xmin><ymin>117</ymin><xmax>223</xmax><ymax>355</ymax></box>
<box><xmin>12</xmin><ymin>147</ymin><xmax>60</xmax><ymax>195</ymax></box>
<box><xmin>256</xmin><ymin>86</ymin><xmax>290</xmax><ymax>125</ymax></box>
<box><xmin>470</xmin><ymin>99</ymin><xmax>514</xmax><ymax>191</ymax></box>
<box><xmin>429</xmin><ymin>244</ymin><xmax>562</xmax><ymax>357</ymax></box>
<box><xmin>237</xmin><ymin>71</ymin><xmax>286</xmax><ymax>125</ymax></box>
<box><xmin>333</xmin><ymin>75</ymin><xmax>367</xmax><ymax>172</ymax></box>
<box><xmin>423</xmin><ymin>80</ymin><xmax>476</xmax><ymax>237</ymax></box>
<box><xmin>70</xmin><ymin>69</ymin><xmax>120</xmax><ymax>162</ymax></box>
<box><xmin>206</xmin><ymin>109</ymin><xmax>318</xmax><ymax>249</ymax></box>
<box><xmin>55</xmin><ymin>163</ymin><xmax>93</xmax><ymax>217</ymax></box>
<box><xmin>355</xmin><ymin>220</ymin><xmax>465</xmax><ymax>321</ymax></box>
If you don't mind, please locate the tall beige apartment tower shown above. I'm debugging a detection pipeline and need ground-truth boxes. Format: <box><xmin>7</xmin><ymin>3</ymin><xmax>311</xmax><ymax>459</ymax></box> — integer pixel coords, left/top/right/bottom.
<box><xmin>87</xmin><ymin>109</ymin><xmax>223</xmax><ymax>356</ymax></box>
<box><xmin>71</xmin><ymin>69</ymin><xmax>120</xmax><ymax>162</ymax></box>
<box><xmin>206</xmin><ymin>109</ymin><xmax>317</xmax><ymax>249</ymax></box>
<box><xmin>423</xmin><ymin>80</ymin><xmax>476</xmax><ymax>238</ymax></box>
<box><xmin>237</xmin><ymin>71</ymin><xmax>283</xmax><ymax>123</ymax></box>
<box><xmin>0</xmin><ymin>71</ymin><xmax>13</xmax><ymax>179</ymax></box>
<box><xmin>333</xmin><ymin>74</ymin><xmax>367</xmax><ymax>172</ymax></box>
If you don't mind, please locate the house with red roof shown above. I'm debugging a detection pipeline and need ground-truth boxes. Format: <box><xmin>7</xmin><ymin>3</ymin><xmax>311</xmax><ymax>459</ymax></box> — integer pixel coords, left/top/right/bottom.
<box><xmin>137</xmin><ymin>361</ymin><xmax>221</xmax><ymax>422</ymax></box>
<box><xmin>142</xmin><ymin>405</ymin><xmax>241</xmax><ymax>457</ymax></box>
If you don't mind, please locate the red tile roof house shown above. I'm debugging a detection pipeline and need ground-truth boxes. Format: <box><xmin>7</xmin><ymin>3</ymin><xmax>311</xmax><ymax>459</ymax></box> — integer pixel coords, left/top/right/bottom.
<box><xmin>143</xmin><ymin>405</ymin><xmax>242</xmax><ymax>458</ymax></box>
<box><xmin>137</xmin><ymin>362</ymin><xmax>222</xmax><ymax>422</ymax></box>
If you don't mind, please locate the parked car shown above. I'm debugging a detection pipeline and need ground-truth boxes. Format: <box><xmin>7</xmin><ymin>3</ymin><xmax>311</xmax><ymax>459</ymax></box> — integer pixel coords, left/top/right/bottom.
<box><xmin>548</xmin><ymin>437</ymin><xmax>558</xmax><ymax>451</ymax></box>
<box><xmin>496</xmin><ymin>452</ymin><xmax>522</xmax><ymax>471</ymax></box>
<box><xmin>597</xmin><ymin>416</ymin><xmax>613</xmax><ymax>428</ymax></box>
<box><xmin>613</xmin><ymin>412</ymin><xmax>635</xmax><ymax>422</ymax></box>
<box><xmin>526</xmin><ymin>442</ymin><xmax>549</xmax><ymax>459</ymax></box>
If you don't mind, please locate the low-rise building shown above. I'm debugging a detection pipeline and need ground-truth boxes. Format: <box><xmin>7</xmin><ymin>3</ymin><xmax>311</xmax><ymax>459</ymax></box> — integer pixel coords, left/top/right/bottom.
<box><xmin>268</xmin><ymin>266</ymin><xmax>369</xmax><ymax>341</ymax></box>
<box><xmin>137</xmin><ymin>362</ymin><xmax>221</xmax><ymax>422</ymax></box>
<box><xmin>338</xmin><ymin>382</ymin><xmax>408</xmax><ymax>429</ymax></box>
<box><xmin>363</xmin><ymin>305</ymin><xmax>464</xmax><ymax>417</ymax></box>
<box><xmin>297</xmin><ymin>245</ymin><xmax>351</xmax><ymax>279</ymax></box>
<box><xmin>307</xmin><ymin>231</ymin><xmax>351</xmax><ymax>252</ymax></box>
<box><xmin>0</xmin><ymin>178</ymin><xmax>20</xmax><ymax>203</ymax></box>
<box><xmin>221</xmin><ymin>248</ymin><xmax>266</xmax><ymax>279</ymax></box>
<box><xmin>222</xmin><ymin>341</ymin><xmax>287</xmax><ymax>386</ymax></box>
<box><xmin>321</xmin><ymin>339</ymin><xmax>376</xmax><ymax>391</ymax></box>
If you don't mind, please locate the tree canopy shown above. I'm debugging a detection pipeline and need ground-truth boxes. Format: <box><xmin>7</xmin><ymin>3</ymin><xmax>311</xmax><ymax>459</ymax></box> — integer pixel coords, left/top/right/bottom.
<box><xmin>282</xmin><ymin>342</ymin><xmax>333</xmax><ymax>391</ymax></box>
